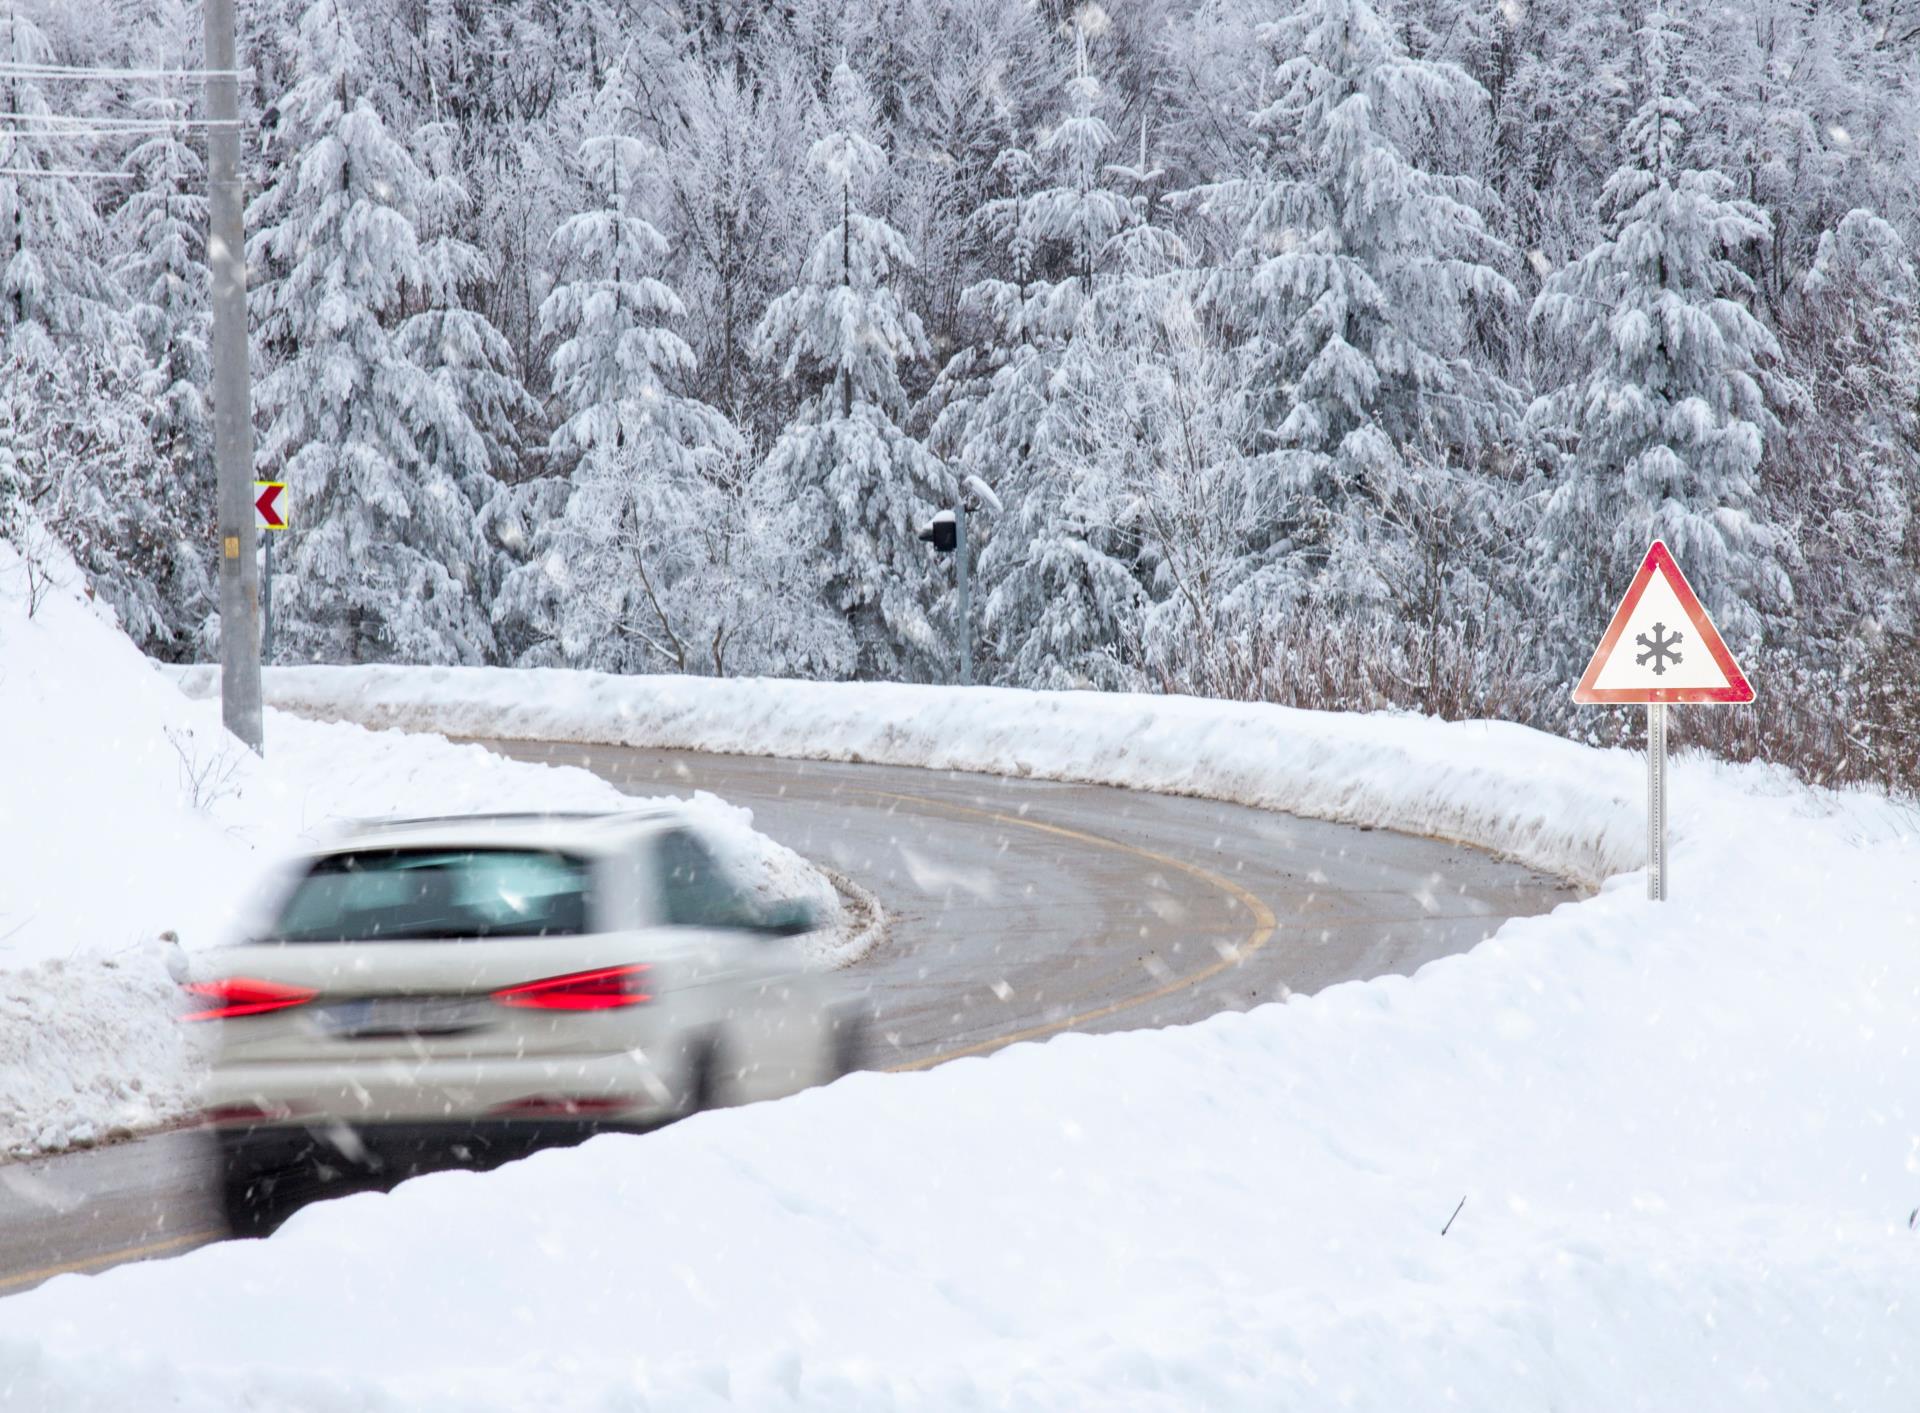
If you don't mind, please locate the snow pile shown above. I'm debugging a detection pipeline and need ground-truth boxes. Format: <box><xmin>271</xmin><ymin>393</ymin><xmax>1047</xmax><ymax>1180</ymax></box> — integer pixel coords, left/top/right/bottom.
<box><xmin>0</xmin><ymin>559</ymin><xmax>842</xmax><ymax>1158</ymax></box>
<box><xmin>0</xmin><ymin>542</ymin><xmax>245</xmax><ymax>1155</ymax></box>
<box><xmin>178</xmin><ymin>663</ymin><xmax>1649</xmax><ymax>885</ymax></box>
<box><xmin>0</xmin><ymin>732</ymin><xmax>1915</xmax><ymax>1407</ymax></box>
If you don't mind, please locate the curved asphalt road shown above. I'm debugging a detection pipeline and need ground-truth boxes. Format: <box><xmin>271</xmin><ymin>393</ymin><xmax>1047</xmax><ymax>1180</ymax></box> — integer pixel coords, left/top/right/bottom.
<box><xmin>0</xmin><ymin>741</ymin><xmax>1575</xmax><ymax>1295</ymax></box>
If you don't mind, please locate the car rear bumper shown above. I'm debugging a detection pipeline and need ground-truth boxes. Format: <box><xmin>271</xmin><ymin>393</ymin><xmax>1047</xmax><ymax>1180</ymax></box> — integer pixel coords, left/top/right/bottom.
<box><xmin>205</xmin><ymin>1050</ymin><xmax>677</xmax><ymax>1127</ymax></box>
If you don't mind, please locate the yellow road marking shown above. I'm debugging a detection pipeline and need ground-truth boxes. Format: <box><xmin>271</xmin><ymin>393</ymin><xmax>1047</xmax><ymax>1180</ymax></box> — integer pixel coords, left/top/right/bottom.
<box><xmin>0</xmin><ymin>1228</ymin><xmax>223</xmax><ymax>1294</ymax></box>
<box><xmin>870</xmin><ymin>792</ymin><xmax>1278</xmax><ymax>1073</ymax></box>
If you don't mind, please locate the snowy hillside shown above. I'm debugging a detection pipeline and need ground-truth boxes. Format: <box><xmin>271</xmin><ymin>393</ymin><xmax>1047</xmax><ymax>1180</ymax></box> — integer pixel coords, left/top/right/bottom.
<box><xmin>8</xmin><ymin>664</ymin><xmax>1918</xmax><ymax>1408</ymax></box>
<box><xmin>0</xmin><ymin>547</ymin><xmax>846</xmax><ymax>1157</ymax></box>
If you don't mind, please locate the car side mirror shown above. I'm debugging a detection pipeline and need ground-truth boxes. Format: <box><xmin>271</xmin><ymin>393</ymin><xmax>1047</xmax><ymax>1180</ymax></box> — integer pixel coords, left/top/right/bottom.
<box><xmin>760</xmin><ymin>898</ymin><xmax>821</xmax><ymax>937</ymax></box>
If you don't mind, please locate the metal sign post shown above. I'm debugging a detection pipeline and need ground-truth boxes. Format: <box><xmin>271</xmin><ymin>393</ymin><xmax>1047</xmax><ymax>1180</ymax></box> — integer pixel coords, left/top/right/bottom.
<box><xmin>918</xmin><ymin>496</ymin><xmax>985</xmax><ymax>687</ymax></box>
<box><xmin>956</xmin><ymin>500</ymin><xmax>971</xmax><ymax>688</ymax></box>
<box><xmin>262</xmin><ymin>534</ymin><xmax>274</xmax><ymax>662</ymax></box>
<box><xmin>253</xmin><ymin>480</ymin><xmax>288</xmax><ymax>664</ymax></box>
<box><xmin>1646</xmin><ymin>703</ymin><xmax>1667</xmax><ymax>902</ymax></box>
<box><xmin>1572</xmin><ymin>541</ymin><xmax>1754</xmax><ymax>902</ymax></box>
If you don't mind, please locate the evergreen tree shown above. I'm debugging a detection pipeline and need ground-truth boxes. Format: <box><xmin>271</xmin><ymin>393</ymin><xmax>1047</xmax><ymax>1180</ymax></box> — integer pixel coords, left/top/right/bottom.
<box><xmin>403</xmin><ymin>121</ymin><xmax>533</xmax><ymax>489</ymax></box>
<box><xmin>114</xmin><ymin>61</ymin><xmax>217</xmax><ymax>656</ymax></box>
<box><xmin>928</xmin><ymin>135</ymin><xmax>1060</xmax><ymax>684</ymax></box>
<box><xmin>938</xmin><ymin>32</ymin><xmax>1173</xmax><ymax>686</ymax></box>
<box><xmin>0</xmin><ymin>9</ymin><xmax>169</xmax><ymax>643</ymax></box>
<box><xmin>1190</xmin><ymin>0</ymin><xmax>1520</xmax><ymax>614</ymax></box>
<box><xmin>493</xmin><ymin>69</ymin><xmax>770</xmax><ymax>676</ymax></box>
<box><xmin>0</xmin><ymin>13</ymin><xmax>114</xmax><ymax>353</ymax></box>
<box><xmin>249</xmin><ymin>0</ymin><xmax>496</xmax><ymax>664</ymax></box>
<box><xmin>1528</xmin><ymin>12</ymin><xmax>1791</xmax><ymax>656</ymax></box>
<box><xmin>751</xmin><ymin>61</ymin><xmax>952</xmax><ymax>679</ymax></box>
<box><xmin>401</xmin><ymin>118</ymin><xmax>537</xmax><ymax>617</ymax></box>
<box><xmin>651</xmin><ymin>51</ymin><xmax>820</xmax><ymax>443</ymax></box>
<box><xmin>1767</xmin><ymin>209</ymin><xmax>1920</xmax><ymax>647</ymax></box>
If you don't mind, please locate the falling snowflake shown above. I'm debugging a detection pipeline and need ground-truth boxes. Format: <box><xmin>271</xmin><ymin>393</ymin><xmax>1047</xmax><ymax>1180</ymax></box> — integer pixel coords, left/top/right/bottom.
<box><xmin>1636</xmin><ymin>623</ymin><xmax>1684</xmax><ymax>675</ymax></box>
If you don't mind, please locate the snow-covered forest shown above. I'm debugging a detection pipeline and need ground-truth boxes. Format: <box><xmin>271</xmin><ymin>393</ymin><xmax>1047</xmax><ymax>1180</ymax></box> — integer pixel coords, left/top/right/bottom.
<box><xmin>2</xmin><ymin>0</ymin><xmax>1917</xmax><ymax>778</ymax></box>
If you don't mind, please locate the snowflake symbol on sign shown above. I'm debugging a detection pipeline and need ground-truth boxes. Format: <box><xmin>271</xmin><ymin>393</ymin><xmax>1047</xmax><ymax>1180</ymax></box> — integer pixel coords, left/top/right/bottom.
<box><xmin>1635</xmin><ymin>622</ymin><xmax>1684</xmax><ymax>675</ymax></box>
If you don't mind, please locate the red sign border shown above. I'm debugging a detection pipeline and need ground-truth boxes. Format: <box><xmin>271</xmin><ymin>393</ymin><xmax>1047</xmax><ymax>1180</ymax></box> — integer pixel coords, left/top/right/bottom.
<box><xmin>1571</xmin><ymin>541</ymin><xmax>1755</xmax><ymax>705</ymax></box>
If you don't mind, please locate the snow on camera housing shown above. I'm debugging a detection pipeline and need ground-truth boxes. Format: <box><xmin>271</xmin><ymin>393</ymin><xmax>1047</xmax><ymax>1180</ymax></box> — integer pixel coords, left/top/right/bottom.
<box><xmin>189</xmin><ymin>809</ymin><xmax>861</xmax><ymax>1236</ymax></box>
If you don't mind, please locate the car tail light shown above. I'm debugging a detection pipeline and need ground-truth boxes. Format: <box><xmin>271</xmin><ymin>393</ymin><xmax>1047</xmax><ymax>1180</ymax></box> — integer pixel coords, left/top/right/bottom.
<box><xmin>180</xmin><ymin>976</ymin><xmax>319</xmax><ymax>1022</ymax></box>
<box><xmin>200</xmin><ymin>1102</ymin><xmax>301</xmax><ymax>1126</ymax></box>
<box><xmin>491</xmin><ymin>964</ymin><xmax>651</xmax><ymax>1011</ymax></box>
<box><xmin>488</xmin><ymin>1095</ymin><xmax>635</xmax><ymax>1118</ymax></box>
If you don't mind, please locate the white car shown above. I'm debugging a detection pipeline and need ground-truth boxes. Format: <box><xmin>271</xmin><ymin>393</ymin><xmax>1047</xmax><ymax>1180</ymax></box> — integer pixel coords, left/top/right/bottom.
<box><xmin>188</xmin><ymin>810</ymin><xmax>860</xmax><ymax>1234</ymax></box>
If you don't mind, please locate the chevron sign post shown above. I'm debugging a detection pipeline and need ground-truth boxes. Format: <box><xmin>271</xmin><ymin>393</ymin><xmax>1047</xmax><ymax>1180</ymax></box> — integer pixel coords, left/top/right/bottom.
<box><xmin>1572</xmin><ymin>541</ymin><xmax>1756</xmax><ymax>902</ymax></box>
<box><xmin>253</xmin><ymin>482</ymin><xmax>288</xmax><ymax>658</ymax></box>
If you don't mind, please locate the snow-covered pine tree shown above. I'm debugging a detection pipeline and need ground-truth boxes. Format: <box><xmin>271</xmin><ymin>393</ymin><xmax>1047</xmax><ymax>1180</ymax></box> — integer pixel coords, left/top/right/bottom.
<box><xmin>0</xmin><ymin>2</ymin><xmax>92</xmax><ymax>536</ymax></box>
<box><xmin>1481</xmin><ymin>0</ymin><xmax>1636</xmax><ymax>285</ymax></box>
<box><xmin>0</xmin><ymin>7</ymin><xmax>167</xmax><ymax>642</ymax></box>
<box><xmin>645</xmin><ymin>52</ymin><xmax>818</xmax><ymax>446</ymax></box>
<box><xmin>492</xmin><ymin>71</ymin><xmax>750</xmax><ymax>676</ymax></box>
<box><xmin>1528</xmin><ymin>11</ymin><xmax>1790</xmax><ymax>659</ymax></box>
<box><xmin>1030</xmin><ymin>30</ymin><xmax>1134</xmax><ymax>292</ymax></box>
<box><xmin>401</xmin><ymin>119</ymin><xmax>537</xmax><ymax>615</ymax></box>
<box><xmin>113</xmin><ymin>20</ymin><xmax>217</xmax><ymax>656</ymax></box>
<box><xmin>1031</xmin><ymin>275</ymin><xmax>1260</xmax><ymax>694</ymax></box>
<box><xmin>1187</xmin><ymin>0</ymin><xmax>1519</xmax><ymax>623</ymax></box>
<box><xmin>751</xmin><ymin>61</ymin><xmax>952</xmax><ymax>680</ymax></box>
<box><xmin>403</xmin><ymin>122</ymin><xmax>533</xmax><ymax>487</ymax></box>
<box><xmin>937</xmin><ymin>29</ymin><xmax>1165</xmax><ymax>687</ymax></box>
<box><xmin>1767</xmin><ymin>209</ymin><xmax>1920</xmax><ymax>648</ymax></box>
<box><xmin>249</xmin><ymin>0</ymin><xmax>497</xmax><ymax>664</ymax></box>
<box><xmin>927</xmin><ymin>134</ymin><xmax>1058</xmax><ymax>685</ymax></box>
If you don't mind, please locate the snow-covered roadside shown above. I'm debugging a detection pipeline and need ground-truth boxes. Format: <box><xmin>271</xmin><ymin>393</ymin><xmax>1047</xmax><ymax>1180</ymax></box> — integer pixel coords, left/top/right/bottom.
<box><xmin>0</xmin><ymin>559</ymin><xmax>846</xmax><ymax>1158</ymax></box>
<box><xmin>3</xmin><ymin>670</ymin><xmax>1918</xmax><ymax>1408</ymax></box>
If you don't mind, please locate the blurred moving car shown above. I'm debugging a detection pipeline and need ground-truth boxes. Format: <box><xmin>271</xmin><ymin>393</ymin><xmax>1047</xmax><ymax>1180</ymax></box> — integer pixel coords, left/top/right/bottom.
<box><xmin>185</xmin><ymin>809</ymin><xmax>861</xmax><ymax>1234</ymax></box>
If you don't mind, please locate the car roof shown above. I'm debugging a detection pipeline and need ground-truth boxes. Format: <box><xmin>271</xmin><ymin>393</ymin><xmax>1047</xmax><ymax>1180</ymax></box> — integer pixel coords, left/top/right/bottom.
<box><xmin>310</xmin><ymin>808</ymin><xmax>687</xmax><ymax>858</ymax></box>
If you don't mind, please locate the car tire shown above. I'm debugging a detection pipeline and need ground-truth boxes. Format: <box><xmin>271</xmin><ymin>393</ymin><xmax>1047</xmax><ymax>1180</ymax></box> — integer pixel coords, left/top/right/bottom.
<box><xmin>682</xmin><ymin>1036</ymin><xmax>723</xmax><ymax>1115</ymax></box>
<box><xmin>829</xmin><ymin>1008</ymin><xmax>869</xmax><ymax>1079</ymax></box>
<box><xmin>217</xmin><ymin>1155</ymin><xmax>287</xmax><ymax>1238</ymax></box>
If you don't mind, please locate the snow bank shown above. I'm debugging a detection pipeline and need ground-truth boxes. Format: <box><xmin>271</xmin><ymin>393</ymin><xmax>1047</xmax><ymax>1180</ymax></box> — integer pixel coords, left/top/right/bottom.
<box><xmin>0</xmin><ymin>540</ymin><xmax>242</xmax><ymax>1154</ymax></box>
<box><xmin>180</xmin><ymin>663</ymin><xmax>1656</xmax><ymax>886</ymax></box>
<box><xmin>24</xmin><ymin>663</ymin><xmax>1895</xmax><ymax>1408</ymax></box>
<box><xmin>0</xmin><ymin>562</ymin><xmax>842</xmax><ymax>1158</ymax></box>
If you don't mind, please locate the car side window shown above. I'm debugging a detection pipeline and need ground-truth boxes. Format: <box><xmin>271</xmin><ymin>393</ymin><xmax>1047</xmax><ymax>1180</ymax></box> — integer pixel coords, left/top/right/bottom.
<box><xmin>654</xmin><ymin>829</ymin><xmax>758</xmax><ymax>930</ymax></box>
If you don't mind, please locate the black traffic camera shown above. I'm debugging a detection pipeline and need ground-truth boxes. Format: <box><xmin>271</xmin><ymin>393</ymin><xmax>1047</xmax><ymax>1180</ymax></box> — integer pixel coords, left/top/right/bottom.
<box><xmin>917</xmin><ymin>509</ymin><xmax>958</xmax><ymax>553</ymax></box>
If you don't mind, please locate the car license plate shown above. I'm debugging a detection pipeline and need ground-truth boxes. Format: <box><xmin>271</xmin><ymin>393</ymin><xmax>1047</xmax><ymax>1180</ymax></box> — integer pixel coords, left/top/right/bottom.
<box><xmin>317</xmin><ymin>997</ymin><xmax>489</xmax><ymax>1038</ymax></box>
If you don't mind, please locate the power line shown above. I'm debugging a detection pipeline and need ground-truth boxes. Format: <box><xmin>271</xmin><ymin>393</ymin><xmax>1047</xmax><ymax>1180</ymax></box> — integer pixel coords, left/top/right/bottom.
<box><xmin>0</xmin><ymin>166</ymin><xmax>133</xmax><ymax>179</ymax></box>
<box><xmin>0</xmin><ymin>129</ymin><xmax>217</xmax><ymax>143</ymax></box>
<box><xmin>0</xmin><ymin>112</ymin><xmax>238</xmax><ymax>130</ymax></box>
<box><xmin>0</xmin><ymin>63</ymin><xmax>252</xmax><ymax>82</ymax></box>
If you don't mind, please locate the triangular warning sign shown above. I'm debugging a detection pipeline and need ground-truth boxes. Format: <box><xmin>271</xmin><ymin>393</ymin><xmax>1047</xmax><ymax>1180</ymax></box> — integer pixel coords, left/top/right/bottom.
<box><xmin>1572</xmin><ymin>541</ymin><xmax>1755</xmax><ymax>705</ymax></box>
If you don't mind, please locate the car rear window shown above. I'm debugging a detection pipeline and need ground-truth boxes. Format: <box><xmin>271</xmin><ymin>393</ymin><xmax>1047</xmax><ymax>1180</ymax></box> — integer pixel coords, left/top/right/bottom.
<box><xmin>262</xmin><ymin>849</ymin><xmax>592</xmax><ymax>942</ymax></box>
